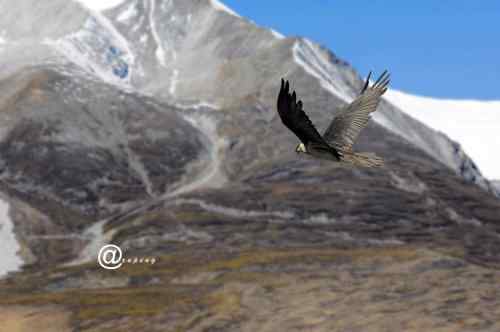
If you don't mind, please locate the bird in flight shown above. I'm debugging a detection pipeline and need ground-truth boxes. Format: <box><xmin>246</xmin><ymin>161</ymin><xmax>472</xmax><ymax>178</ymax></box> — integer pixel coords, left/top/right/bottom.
<box><xmin>276</xmin><ymin>71</ymin><xmax>389</xmax><ymax>167</ymax></box>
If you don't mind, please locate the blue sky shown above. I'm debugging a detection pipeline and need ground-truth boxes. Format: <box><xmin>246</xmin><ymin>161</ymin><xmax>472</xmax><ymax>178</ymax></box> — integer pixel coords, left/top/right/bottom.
<box><xmin>223</xmin><ymin>0</ymin><xmax>499</xmax><ymax>100</ymax></box>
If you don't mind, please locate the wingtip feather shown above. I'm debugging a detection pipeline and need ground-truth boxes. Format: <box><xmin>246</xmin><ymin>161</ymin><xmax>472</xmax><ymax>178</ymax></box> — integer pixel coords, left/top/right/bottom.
<box><xmin>372</xmin><ymin>70</ymin><xmax>390</xmax><ymax>93</ymax></box>
<box><xmin>361</xmin><ymin>71</ymin><xmax>372</xmax><ymax>93</ymax></box>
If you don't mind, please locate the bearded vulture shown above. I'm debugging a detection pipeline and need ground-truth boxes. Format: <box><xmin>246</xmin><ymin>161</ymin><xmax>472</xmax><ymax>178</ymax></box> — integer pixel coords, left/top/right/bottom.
<box><xmin>276</xmin><ymin>71</ymin><xmax>389</xmax><ymax>167</ymax></box>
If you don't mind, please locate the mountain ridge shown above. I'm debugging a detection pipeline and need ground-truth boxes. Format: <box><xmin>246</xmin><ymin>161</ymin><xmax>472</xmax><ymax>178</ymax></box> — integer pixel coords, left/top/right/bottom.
<box><xmin>1</xmin><ymin>1</ymin><xmax>500</xmax><ymax>330</ymax></box>
<box><xmin>106</xmin><ymin>0</ymin><xmax>498</xmax><ymax>197</ymax></box>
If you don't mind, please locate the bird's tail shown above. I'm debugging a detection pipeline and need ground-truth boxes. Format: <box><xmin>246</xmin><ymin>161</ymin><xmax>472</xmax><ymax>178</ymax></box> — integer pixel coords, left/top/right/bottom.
<box><xmin>341</xmin><ymin>151</ymin><xmax>384</xmax><ymax>168</ymax></box>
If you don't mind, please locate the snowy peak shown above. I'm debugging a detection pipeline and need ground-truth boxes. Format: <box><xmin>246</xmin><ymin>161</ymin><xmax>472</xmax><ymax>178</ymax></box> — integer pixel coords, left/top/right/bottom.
<box><xmin>1</xmin><ymin>0</ymin><xmax>285</xmax><ymax>91</ymax></box>
<box><xmin>385</xmin><ymin>89</ymin><xmax>500</xmax><ymax>180</ymax></box>
<box><xmin>101</xmin><ymin>0</ymin><xmax>289</xmax><ymax>101</ymax></box>
<box><xmin>292</xmin><ymin>38</ymin><xmax>358</xmax><ymax>103</ymax></box>
<box><xmin>78</xmin><ymin>0</ymin><xmax>241</xmax><ymax>18</ymax></box>
<box><xmin>210</xmin><ymin>0</ymin><xmax>241</xmax><ymax>17</ymax></box>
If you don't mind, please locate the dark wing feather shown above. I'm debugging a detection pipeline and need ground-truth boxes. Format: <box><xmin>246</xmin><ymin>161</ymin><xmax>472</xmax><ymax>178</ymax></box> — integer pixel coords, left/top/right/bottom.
<box><xmin>360</xmin><ymin>71</ymin><xmax>372</xmax><ymax>94</ymax></box>
<box><xmin>277</xmin><ymin>79</ymin><xmax>328</xmax><ymax>146</ymax></box>
<box><xmin>323</xmin><ymin>71</ymin><xmax>390</xmax><ymax>150</ymax></box>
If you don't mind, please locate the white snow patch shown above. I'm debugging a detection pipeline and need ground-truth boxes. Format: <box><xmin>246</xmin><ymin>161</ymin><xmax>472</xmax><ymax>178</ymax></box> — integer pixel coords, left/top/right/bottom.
<box><xmin>88</xmin><ymin>10</ymin><xmax>135</xmax><ymax>65</ymax></box>
<box><xmin>45</xmin><ymin>38</ymin><xmax>123</xmax><ymax>87</ymax></box>
<box><xmin>117</xmin><ymin>2</ymin><xmax>137</xmax><ymax>22</ymax></box>
<box><xmin>75</xmin><ymin>0</ymin><xmax>125</xmax><ymax>11</ymax></box>
<box><xmin>150</xmin><ymin>0</ymin><xmax>168</xmax><ymax>67</ymax></box>
<box><xmin>44</xmin><ymin>15</ymin><xmax>135</xmax><ymax>88</ymax></box>
<box><xmin>385</xmin><ymin>89</ymin><xmax>500</xmax><ymax>179</ymax></box>
<box><xmin>0</xmin><ymin>199</ymin><xmax>23</xmax><ymax>278</ymax></box>
<box><xmin>0</xmin><ymin>31</ymin><xmax>7</xmax><ymax>51</ymax></box>
<box><xmin>270</xmin><ymin>29</ymin><xmax>285</xmax><ymax>39</ymax></box>
<box><xmin>293</xmin><ymin>39</ymin><xmax>354</xmax><ymax>103</ymax></box>
<box><xmin>169</xmin><ymin>69</ymin><xmax>179</xmax><ymax>95</ymax></box>
<box><xmin>174</xmin><ymin>101</ymin><xmax>220</xmax><ymax>110</ymax></box>
<box><xmin>210</xmin><ymin>0</ymin><xmax>241</xmax><ymax>18</ymax></box>
<box><xmin>72</xmin><ymin>5</ymin><xmax>135</xmax><ymax>65</ymax></box>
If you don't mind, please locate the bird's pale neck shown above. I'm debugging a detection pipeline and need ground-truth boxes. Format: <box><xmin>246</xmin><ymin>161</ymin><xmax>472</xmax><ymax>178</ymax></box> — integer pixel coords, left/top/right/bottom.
<box><xmin>295</xmin><ymin>143</ymin><xmax>307</xmax><ymax>153</ymax></box>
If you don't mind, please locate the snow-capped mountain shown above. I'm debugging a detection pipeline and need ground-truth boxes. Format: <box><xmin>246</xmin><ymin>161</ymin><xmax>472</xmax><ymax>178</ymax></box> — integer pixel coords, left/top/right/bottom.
<box><xmin>0</xmin><ymin>0</ymin><xmax>133</xmax><ymax>88</ymax></box>
<box><xmin>74</xmin><ymin>0</ymin><xmax>500</xmax><ymax>187</ymax></box>
<box><xmin>107</xmin><ymin>0</ymin><xmax>497</xmax><ymax>196</ymax></box>
<box><xmin>1</xmin><ymin>0</ymin><xmax>499</xmax><ymax>274</ymax></box>
<box><xmin>2</xmin><ymin>1</ymin><xmax>500</xmax><ymax>329</ymax></box>
<box><xmin>386</xmin><ymin>89</ymin><xmax>500</xmax><ymax>181</ymax></box>
<box><xmin>7</xmin><ymin>0</ymin><xmax>494</xmax><ymax>193</ymax></box>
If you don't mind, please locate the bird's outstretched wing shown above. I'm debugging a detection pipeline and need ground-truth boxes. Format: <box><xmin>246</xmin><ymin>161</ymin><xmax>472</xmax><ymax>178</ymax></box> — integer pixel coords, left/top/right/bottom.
<box><xmin>277</xmin><ymin>79</ymin><xmax>330</xmax><ymax>148</ymax></box>
<box><xmin>323</xmin><ymin>70</ymin><xmax>390</xmax><ymax>150</ymax></box>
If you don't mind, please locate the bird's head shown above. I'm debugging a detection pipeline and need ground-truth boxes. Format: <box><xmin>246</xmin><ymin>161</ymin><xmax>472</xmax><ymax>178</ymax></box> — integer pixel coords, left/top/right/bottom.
<box><xmin>295</xmin><ymin>143</ymin><xmax>306</xmax><ymax>154</ymax></box>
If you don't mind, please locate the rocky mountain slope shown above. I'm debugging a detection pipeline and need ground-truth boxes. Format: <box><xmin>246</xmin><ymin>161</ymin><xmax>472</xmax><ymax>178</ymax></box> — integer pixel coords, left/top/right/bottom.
<box><xmin>0</xmin><ymin>0</ymin><xmax>499</xmax><ymax>331</ymax></box>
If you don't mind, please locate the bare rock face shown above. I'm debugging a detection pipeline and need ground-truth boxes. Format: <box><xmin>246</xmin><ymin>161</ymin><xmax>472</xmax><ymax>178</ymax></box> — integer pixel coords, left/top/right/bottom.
<box><xmin>0</xmin><ymin>66</ymin><xmax>208</xmax><ymax>219</ymax></box>
<box><xmin>0</xmin><ymin>1</ymin><xmax>499</xmax><ymax>331</ymax></box>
